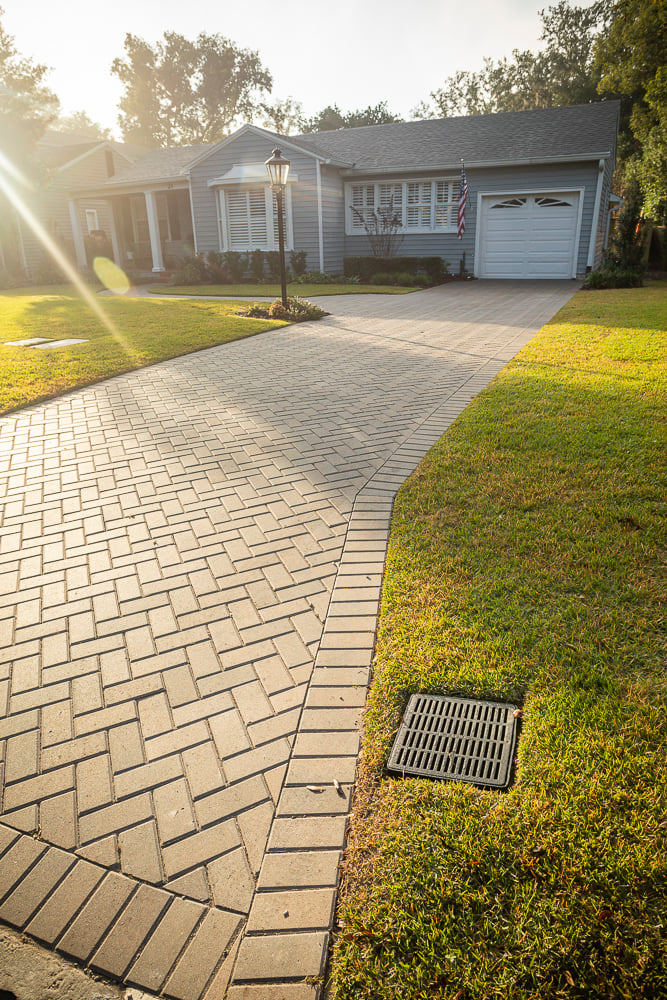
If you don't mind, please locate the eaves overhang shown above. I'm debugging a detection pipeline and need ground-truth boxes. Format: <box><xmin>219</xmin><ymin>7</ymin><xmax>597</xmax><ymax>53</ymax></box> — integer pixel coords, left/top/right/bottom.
<box><xmin>340</xmin><ymin>151</ymin><xmax>613</xmax><ymax>178</ymax></box>
<box><xmin>68</xmin><ymin>177</ymin><xmax>191</xmax><ymax>197</ymax></box>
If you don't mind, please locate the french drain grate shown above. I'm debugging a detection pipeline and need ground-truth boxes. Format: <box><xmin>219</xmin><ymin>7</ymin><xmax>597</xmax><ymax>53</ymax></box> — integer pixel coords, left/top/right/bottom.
<box><xmin>387</xmin><ymin>693</ymin><xmax>520</xmax><ymax>789</ymax></box>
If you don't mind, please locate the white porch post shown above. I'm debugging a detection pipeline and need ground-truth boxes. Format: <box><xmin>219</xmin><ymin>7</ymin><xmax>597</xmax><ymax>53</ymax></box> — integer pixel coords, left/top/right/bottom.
<box><xmin>67</xmin><ymin>198</ymin><xmax>87</xmax><ymax>269</ymax></box>
<box><xmin>109</xmin><ymin>201</ymin><xmax>122</xmax><ymax>266</ymax></box>
<box><xmin>144</xmin><ymin>190</ymin><xmax>165</xmax><ymax>272</ymax></box>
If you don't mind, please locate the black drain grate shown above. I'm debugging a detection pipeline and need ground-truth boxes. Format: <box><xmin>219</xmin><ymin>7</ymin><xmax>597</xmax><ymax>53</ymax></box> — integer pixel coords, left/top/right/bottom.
<box><xmin>387</xmin><ymin>693</ymin><xmax>519</xmax><ymax>789</ymax></box>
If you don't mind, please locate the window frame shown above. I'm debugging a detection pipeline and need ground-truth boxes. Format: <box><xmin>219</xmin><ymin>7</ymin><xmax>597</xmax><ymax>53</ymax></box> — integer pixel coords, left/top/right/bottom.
<box><xmin>345</xmin><ymin>177</ymin><xmax>460</xmax><ymax>235</ymax></box>
<box><xmin>217</xmin><ymin>185</ymin><xmax>294</xmax><ymax>253</ymax></box>
<box><xmin>84</xmin><ymin>208</ymin><xmax>99</xmax><ymax>234</ymax></box>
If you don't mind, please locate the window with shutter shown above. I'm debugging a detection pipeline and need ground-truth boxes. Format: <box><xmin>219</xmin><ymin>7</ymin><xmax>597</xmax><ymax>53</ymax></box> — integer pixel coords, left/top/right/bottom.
<box><xmin>346</xmin><ymin>177</ymin><xmax>459</xmax><ymax>235</ymax></box>
<box><xmin>222</xmin><ymin>186</ymin><xmax>287</xmax><ymax>251</ymax></box>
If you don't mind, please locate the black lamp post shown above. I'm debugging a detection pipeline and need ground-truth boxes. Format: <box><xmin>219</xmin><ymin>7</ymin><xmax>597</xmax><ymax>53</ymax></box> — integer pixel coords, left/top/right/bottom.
<box><xmin>265</xmin><ymin>148</ymin><xmax>290</xmax><ymax>308</ymax></box>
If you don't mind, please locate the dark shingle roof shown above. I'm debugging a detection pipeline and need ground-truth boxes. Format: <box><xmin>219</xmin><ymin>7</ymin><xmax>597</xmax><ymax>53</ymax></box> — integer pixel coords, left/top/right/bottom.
<box><xmin>292</xmin><ymin>102</ymin><xmax>620</xmax><ymax>172</ymax></box>
<box><xmin>107</xmin><ymin>144</ymin><xmax>210</xmax><ymax>184</ymax></box>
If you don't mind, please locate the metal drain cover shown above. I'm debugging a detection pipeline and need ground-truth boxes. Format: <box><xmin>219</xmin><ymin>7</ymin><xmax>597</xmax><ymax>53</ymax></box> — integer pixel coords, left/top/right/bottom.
<box><xmin>387</xmin><ymin>693</ymin><xmax>519</xmax><ymax>789</ymax></box>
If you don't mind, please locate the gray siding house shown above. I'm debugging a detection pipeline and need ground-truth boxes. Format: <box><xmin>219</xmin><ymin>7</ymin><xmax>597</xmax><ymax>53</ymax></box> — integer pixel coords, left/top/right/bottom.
<box><xmin>68</xmin><ymin>101</ymin><xmax>620</xmax><ymax>281</ymax></box>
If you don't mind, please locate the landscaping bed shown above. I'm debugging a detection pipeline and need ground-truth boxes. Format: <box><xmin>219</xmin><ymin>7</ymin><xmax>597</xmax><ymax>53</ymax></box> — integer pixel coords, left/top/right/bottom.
<box><xmin>329</xmin><ymin>280</ymin><xmax>667</xmax><ymax>999</ymax></box>
<box><xmin>150</xmin><ymin>282</ymin><xmax>417</xmax><ymax>297</ymax></box>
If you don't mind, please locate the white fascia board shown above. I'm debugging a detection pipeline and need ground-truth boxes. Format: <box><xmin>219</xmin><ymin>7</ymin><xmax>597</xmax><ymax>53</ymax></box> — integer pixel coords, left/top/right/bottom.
<box><xmin>70</xmin><ymin>178</ymin><xmax>190</xmax><ymax>196</ymax></box>
<box><xmin>207</xmin><ymin>165</ymin><xmax>299</xmax><ymax>187</ymax></box>
<box><xmin>341</xmin><ymin>152</ymin><xmax>612</xmax><ymax>177</ymax></box>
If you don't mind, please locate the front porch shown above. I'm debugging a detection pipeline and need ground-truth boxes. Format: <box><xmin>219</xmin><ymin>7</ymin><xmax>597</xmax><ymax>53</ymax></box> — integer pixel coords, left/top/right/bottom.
<box><xmin>69</xmin><ymin>187</ymin><xmax>195</xmax><ymax>276</ymax></box>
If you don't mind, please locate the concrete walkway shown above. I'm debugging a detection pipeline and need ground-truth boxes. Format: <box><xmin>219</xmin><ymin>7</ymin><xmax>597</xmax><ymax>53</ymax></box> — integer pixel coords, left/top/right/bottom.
<box><xmin>0</xmin><ymin>281</ymin><xmax>577</xmax><ymax>999</ymax></box>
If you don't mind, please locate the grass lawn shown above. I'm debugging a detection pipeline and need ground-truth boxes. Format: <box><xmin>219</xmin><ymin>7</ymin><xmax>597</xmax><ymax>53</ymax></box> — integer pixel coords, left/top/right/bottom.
<box><xmin>150</xmin><ymin>282</ymin><xmax>416</xmax><ymax>297</ymax></box>
<box><xmin>0</xmin><ymin>286</ymin><xmax>284</xmax><ymax>415</ymax></box>
<box><xmin>330</xmin><ymin>280</ymin><xmax>667</xmax><ymax>999</ymax></box>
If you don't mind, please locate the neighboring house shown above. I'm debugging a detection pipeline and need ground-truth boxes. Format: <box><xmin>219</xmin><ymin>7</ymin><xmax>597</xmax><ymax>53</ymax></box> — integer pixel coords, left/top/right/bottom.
<box><xmin>39</xmin><ymin>102</ymin><xmax>622</xmax><ymax>281</ymax></box>
<box><xmin>4</xmin><ymin>129</ymin><xmax>145</xmax><ymax>278</ymax></box>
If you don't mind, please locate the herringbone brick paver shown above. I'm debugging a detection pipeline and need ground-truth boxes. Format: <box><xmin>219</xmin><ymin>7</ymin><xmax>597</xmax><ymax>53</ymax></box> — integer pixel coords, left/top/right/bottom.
<box><xmin>0</xmin><ymin>281</ymin><xmax>576</xmax><ymax>997</ymax></box>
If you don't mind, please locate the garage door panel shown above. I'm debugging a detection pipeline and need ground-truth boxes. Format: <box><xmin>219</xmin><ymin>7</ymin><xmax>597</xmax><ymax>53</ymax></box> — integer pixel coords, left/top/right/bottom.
<box><xmin>480</xmin><ymin>192</ymin><xmax>579</xmax><ymax>279</ymax></box>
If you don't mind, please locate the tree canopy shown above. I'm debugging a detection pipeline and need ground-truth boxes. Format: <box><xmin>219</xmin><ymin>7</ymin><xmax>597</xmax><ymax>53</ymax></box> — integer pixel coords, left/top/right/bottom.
<box><xmin>302</xmin><ymin>101</ymin><xmax>402</xmax><ymax>133</ymax></box>
<box><xmin>111</xmin><ymin>31</ymin><xmax>273</xmax><ymax>146</ymax></box>
<box><xmin>595</xmin><ymin>0</ymin><xmax>667</xmax><ymax>218</ymax></box>
<box><xmin>425</xmin><ymin>1</ymin><xmax>608</xmax><ymax>118</ymax></box>
<box><xmin>53</xmin><ymin>110</ymin><xmax>112</xmax><ymax>140</ymax></box>
<box><xmin>0</xmin><ymin>5</ymin><xmax>59</xmax><ymax>171</ymax></box>
<box><xmin>260</xmin><ymin>96</ymin><xmax>307</xmax><ymax>135</ymax></box>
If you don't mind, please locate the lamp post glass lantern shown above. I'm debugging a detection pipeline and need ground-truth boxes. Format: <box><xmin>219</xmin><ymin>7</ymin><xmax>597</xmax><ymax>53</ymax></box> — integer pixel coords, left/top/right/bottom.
<box><xmin>265</xmin><ymin>148</ymin><xmax>290</xmax><ymax>308</ymax></box>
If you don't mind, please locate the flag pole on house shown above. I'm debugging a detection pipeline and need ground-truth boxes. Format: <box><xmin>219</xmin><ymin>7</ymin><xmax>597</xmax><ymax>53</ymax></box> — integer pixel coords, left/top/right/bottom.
<box><xmin>457</xmin><ymin>160</ymin><xmax>468</xmax><ymax>240</ymax></box>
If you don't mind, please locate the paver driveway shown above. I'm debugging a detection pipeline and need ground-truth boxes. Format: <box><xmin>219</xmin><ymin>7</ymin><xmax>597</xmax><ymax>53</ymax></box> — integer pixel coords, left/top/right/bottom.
<box><xmin>0</xmin><ymin>280</ymin><xmax>577</xmax><ymax>999</ymax></box>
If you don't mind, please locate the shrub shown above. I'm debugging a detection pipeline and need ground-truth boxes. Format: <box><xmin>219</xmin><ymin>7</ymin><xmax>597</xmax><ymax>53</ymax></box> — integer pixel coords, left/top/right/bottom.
<box><xmin>369</xmin><ymin>272</ymin><xmax>393</xmax><ymax>285</ymax></box>
<box><xmin>248</xmin><ymin>249</ymin><xmax>266</xmax><ymax>282</ymax></box>
<box><xmin>173</xmin><ymin>253</ymin><xmax>209</xmax><ymax>284</ymax></box>
<box><xmin>343</xmin><ymin>255</ymin><xmax>448</xmax><ymax>283</ymax></box>
<box><xmin>0</xmin><ymin>268</ymin><xmax>22</xmax><ymax>290</ymax></box>
<box><xmin>284</xmin><ymin>296</ymin><xmax>326</xmax><ymax>321</ymax></box>
<box><xmin>224</xmin><ymin>251</ymin><xmax>246</xmax><ymax>283</ymax></box>
<box><xmin>205</xmin><ymin>251</ymin><xmax>228</xmax><ymax>283</ymax></box>
<box><xmin>412</xmin><ymin>273</ymin><xmax>431</xmax><ymax>287</ymax></box>
<box><xmin>244</xmin><ymin>302</ymin><xmax>270</xmax><ymax>317</ymax></box>
<box><xmin>289</xmin><ymin>250</ymin><xmax>308</xmax><ymax>276</ymax></box>
<box><xmin>582</xmin><ymin>265</ymin><xmax>644</xmax><ymax>289</ymax></box>
<box><xmin>265</xmin><ymin>252</ymin><xmax>282</xmax><ymax>282</ymax></box>
<box><xmin>268</xmin><ymin>300</ymin><xmax>289</xmax><ymax>319</ymax></box>
<box><xmin>292</xmin><ymin>270</ymin><xmax>331</xmax><ymax>284</ymax></box>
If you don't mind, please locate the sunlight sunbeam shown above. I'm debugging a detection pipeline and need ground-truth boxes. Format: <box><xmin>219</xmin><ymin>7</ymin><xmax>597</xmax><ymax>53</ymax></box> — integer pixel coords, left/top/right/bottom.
<box><xmin>0</xmin><ymin>148</ymin><xmax>137</xmax><ymax>356</ymax></box>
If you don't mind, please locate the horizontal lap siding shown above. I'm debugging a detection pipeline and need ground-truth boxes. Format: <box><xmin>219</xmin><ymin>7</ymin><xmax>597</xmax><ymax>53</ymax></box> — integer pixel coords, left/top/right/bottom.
<box><xmin>188</xmin><ymin>132</ymin><xmax>321</xmax><ymax>266</ymax></box>
<box><xmin>343</xmin><ymin>162</ymin><xmax>601</xmax><ymax>277</ymax></box>
<box><xmin>320</xmin><ymin>166</ymin><xmax>345</xmax><ymax>274</ymax></box>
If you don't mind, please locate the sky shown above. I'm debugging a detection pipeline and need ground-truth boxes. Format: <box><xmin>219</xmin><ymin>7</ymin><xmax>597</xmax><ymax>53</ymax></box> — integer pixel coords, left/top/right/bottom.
<box><xmin>4</xmin><ymin>0</ymin><xmax>596</xmax><ymax>136</ymax></box>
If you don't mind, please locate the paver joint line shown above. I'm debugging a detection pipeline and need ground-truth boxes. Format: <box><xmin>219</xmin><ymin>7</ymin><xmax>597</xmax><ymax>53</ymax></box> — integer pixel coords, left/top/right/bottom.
<box><xmin>0</xmin><ymin>282</ymin><xmax>577</xmax><ymax>999</ymax></box>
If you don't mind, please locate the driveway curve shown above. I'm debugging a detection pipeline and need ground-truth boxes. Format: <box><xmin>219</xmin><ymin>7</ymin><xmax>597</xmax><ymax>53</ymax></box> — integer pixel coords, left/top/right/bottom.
<box><xmin>0</xmin><ymin>281</ymin><xmax>577</xmax><ymax>999</ymax></box>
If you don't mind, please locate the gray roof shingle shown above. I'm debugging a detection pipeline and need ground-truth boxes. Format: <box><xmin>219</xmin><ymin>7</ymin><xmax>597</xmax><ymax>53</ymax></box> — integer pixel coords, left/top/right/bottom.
<box><xmin>291</xmin><ymin>102</ymin><xmax>620</xmax><ymax>172</ymax></box>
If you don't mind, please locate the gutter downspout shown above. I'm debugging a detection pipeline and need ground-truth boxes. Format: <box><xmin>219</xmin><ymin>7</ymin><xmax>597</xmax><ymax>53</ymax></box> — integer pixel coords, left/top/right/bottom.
<box><xmin>316</xmin><ymin>160</ymin><xmax>324</xmax><ymax>273</ymax></box>
<box><xmin>587</xmin><ymin>159</ymin><xmax>606</xmax><ymax>270</ymax></box>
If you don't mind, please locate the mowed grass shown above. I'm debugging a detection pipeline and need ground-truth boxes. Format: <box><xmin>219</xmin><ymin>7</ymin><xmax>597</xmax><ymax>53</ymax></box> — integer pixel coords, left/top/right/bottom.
<box><xmin>152</xmin><ymin>282</ymin><xmax>416</xmax><ymax>297</ymax></box>
<box><xmin>0</xmin><ymin>287</ymin><xmax>284</xmax><ymax>414</ymax></box>
<box><xmin>330</xmin><ymin>281</ymin><xmax>667</xmax><ymax>1000</ymax></box>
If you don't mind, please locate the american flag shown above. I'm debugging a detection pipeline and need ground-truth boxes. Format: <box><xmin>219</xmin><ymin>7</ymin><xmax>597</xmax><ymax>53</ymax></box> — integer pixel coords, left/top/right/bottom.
<box><xmin>457</xmin><ymin>163</ymin><xmax>468</xmax><ymax>240</ymax></box>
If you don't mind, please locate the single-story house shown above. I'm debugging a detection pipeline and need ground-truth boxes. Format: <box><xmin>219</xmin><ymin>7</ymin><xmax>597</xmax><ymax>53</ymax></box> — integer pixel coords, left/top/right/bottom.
<box><xmin>25</xmin><ymin>101</ymin><xmax>622</xmax><ymax>281</ymax></box>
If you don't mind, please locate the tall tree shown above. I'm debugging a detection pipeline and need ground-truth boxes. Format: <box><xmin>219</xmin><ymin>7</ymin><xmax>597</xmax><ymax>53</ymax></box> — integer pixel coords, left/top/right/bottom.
<box><xmin>424</xmin><ymin>1</ymin><xmax>609</xmax><ymax>118</ymax></box>
<box><xmin>0</xmin><ymin>5</ymin><xmax>59</xmax><ymax>171</ymax></box>
<box><xmin>260</xmin><ymin>96</ymin><xmax>306</xmax><ymax>135</ymax></box>
<box><xmin>303</xmin><ymin>101</ymin><xmax>402</xmax><ymax>133</ymax></box>
<box><xmin>53</xmin><ymin>110</ymin><xmax>112</xmax><ymax>140</ymax></box>
<box><xmin>595</xmin><ymin>0</ymin><xmax>667</xmax><ymax>218</ymax></box>
<box><xmin>111</xmin><ymin>31</ymin><xmax>272</xmax><ymax>146</ymax></box>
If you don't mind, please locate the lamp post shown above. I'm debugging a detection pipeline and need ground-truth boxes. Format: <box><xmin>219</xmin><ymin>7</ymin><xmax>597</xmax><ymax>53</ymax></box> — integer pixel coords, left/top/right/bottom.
<box><xmin>265</xmin><ymin>148</ymin><xmax>290</xmax><ymax>308</ymax></box>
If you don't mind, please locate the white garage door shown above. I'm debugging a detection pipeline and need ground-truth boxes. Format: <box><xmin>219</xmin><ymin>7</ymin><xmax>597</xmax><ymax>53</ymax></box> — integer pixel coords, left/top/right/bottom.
<box><xmin>479</xmin><ymin>192</ymin><xmax>580</xmax><ymax>278</ymax></box>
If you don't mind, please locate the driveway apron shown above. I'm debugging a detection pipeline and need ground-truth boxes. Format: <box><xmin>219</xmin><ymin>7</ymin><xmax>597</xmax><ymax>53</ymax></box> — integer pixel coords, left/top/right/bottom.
<box><xmin>0</xmin><ymin>281</ymin><xmax>577</xmax><ymax>998</ymax></box>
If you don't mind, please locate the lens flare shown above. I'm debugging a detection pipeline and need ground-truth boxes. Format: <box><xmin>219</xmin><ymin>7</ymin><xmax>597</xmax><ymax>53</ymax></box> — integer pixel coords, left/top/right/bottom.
<box><xmin>0</xmin><ymin>149</ymin><xmax>135</xmax><ymax>355</ymax></box>
<box><xmin>93</xmin><ymin>256</ymin><xmax>131</xmax><ymax>295</ymax></box>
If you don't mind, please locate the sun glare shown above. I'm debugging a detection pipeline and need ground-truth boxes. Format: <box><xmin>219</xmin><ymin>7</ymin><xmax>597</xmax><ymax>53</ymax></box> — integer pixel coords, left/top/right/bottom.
<box><xmin>0</xmin><ymin>148</ymin><xmax>135</xmax><ymax>353</ymax></box>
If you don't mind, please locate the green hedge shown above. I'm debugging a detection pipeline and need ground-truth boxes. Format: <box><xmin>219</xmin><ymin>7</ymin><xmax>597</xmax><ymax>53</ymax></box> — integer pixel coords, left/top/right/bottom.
<box><xmin>343</xmin><ymin>256</ymin><xmax>448</xmax><ymax>283</ymax></box>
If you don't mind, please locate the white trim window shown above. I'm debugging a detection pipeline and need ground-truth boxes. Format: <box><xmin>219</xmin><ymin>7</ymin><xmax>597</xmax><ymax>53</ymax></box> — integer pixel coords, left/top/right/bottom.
<box><xmin>84</xmin><ymin>208</ymin><xmax>99</xmax><ymax>233</ymax></box>
<box><xmin>218</xmin><ymin>185</ymin><xmax>293</xmax><ymax>252</ymax></box>
<box><xmin>346</xmin><ymin>177</ymin><xmax>460</xmax><ymax>234</ymax></box>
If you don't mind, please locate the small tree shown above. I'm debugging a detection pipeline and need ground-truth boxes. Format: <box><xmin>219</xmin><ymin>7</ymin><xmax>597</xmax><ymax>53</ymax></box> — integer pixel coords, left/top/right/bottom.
<box><xmin>607</xmin><ymin>179</ymin><xmax>646</xmax><ymax>269</ymax></box>
<box><xmin>351</xmin><ymin>198</ymin><xmax>404</xmax><ymax>258</ymax></box>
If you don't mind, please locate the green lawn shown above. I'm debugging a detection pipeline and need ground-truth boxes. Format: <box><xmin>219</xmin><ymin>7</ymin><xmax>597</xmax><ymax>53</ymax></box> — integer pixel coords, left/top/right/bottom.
<box><xmin>330</xmin><ymin>281</ymin><xmax>667</xmax><ymax>1000</ymax></box>
<box><xmin>0</xmin><ymin>287</ymin><xmax>284</xmax><ymax>415</ymax></box>
<box><xmin>150</xmin><ymin>282</ymin><xmax>416</xmax><ymax>297</ymax></box>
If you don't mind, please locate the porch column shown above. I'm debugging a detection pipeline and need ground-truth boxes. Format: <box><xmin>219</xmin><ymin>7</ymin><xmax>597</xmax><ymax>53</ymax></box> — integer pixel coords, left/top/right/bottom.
<box><xmin>67</xmin><ymin>198</ymin><xmax>87</xmax><ymax>269</ymax></box>
<box><xmin>109</xmin><ymin>200</ymin><xmax>122</xmax><ymax>266</ymax></box>
<box><xmin>144</xmin><ymin>190</ymin><xmax>165</xmax><ymax>272</ymax></box>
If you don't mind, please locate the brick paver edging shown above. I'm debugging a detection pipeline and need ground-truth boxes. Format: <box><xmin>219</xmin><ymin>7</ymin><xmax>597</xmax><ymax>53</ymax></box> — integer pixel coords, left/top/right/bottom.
<box><xmin>227</xmin><ymin>363</ymin><xmax>507</xmax><ymax>995</ymax></box>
